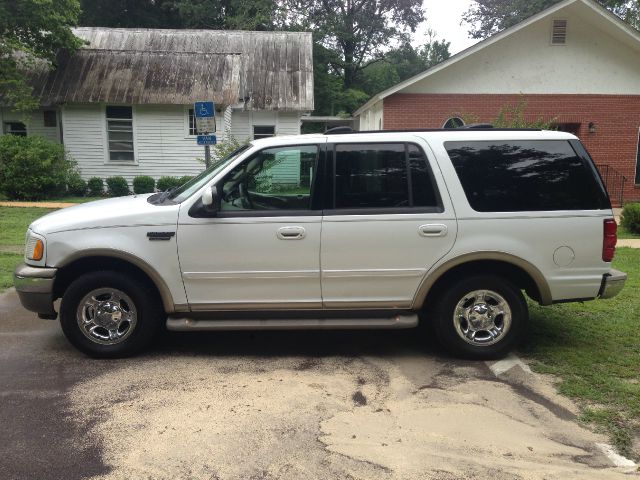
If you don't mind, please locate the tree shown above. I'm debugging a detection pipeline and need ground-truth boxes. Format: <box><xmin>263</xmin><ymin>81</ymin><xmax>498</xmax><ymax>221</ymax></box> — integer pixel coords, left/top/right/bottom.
<box><xmin>463</xmin><ymin>0</ymin><xmax>639</xmax><ymax>39</ymax></box>
<box><xmin>358</xmin><ymin>34</ymin><xmax>451</xmax><ymax>98</ymax></box>
<box><xmin>281</xmin><ymin>0</ymin><xmax>425</xmax><ymax>90</ymax></box>
<box><xmin>0</xmin><ymin>0</ymin><xmax>83</xmax><ymax>111</ymax></box>
<box><xmin>419</xmin><ymin>29</ymin><xmax>451</xmax><ymax>68</ymax></box>
<box><xmin>162</xmin><ymin>0</ymin><xmax>277</xmax><ymax>30</ymax></box>
<box><xmin>80</xmin><ymin>0</ymin><xmax>181</xmax><ymax>28</ymax></box>
<box><xmin>80</xmin><ymin>0</ymin><xmax>277</xmax><ymax>31</ymax></box>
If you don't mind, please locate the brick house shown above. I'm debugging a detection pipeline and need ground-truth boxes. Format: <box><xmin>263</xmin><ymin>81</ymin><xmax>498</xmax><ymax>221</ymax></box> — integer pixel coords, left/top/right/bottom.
<box><xmin>354</xmin><ymin>0</ymin><xmax>640</xmax><ymax>204</ymax></box>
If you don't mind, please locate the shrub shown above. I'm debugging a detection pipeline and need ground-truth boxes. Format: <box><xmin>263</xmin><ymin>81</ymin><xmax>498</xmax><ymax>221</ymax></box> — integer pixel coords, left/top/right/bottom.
<box><xmin>156</xmin><ymin>176</ymin><xmax>181</xmax><ymax>191</ymax></box>
<box><xmin>621</xmin><ymin>203</ymin><xmax>640</xmax><ymax>234</ymax></box>
<box><xmin>0</xmin><ymin>135</ymin><xmax>75</xmax><ymax>200</ymax></box>
<box><xmin>87</xmin><ymin>177</ymin><xmax>104</xmax><ymax>196</ymax></box>
<box><xmin>67</xmin><ymin>171</ymin><xmax>87</xmax><ymax>196</ymax></box>
<box><xmin>106</xmin><ymin>176</ymin><xmax>130</xmax><ymax>197</ymax></box>
<box><xmin>178</xmin><ymin>175</ymin><xmax>194</xmax><ymax>186</ymax></box>
<box><xmin>133</xmin><ymin>175</ymin><xmax>155</xmax><ymax>194</ymax></box>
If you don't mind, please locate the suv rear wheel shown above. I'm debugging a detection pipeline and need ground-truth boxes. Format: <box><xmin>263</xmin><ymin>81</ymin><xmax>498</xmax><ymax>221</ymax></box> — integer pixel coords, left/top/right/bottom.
<box><xmin>60</xmin><ymin>271</ymin><xmax>163</xmax><ymax>358</ymax></box>
<box><xmin>433</xmin><ymin>275</ymin><xmax>528</xmax><ymax>359</ymax></box>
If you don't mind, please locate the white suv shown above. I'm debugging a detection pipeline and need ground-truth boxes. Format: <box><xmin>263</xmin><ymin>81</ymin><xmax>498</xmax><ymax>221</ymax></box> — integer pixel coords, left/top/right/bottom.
<box><xmin>14</xmin><ymin>128</ymin><xmax>626</xmax><ymax>358</ymax></box>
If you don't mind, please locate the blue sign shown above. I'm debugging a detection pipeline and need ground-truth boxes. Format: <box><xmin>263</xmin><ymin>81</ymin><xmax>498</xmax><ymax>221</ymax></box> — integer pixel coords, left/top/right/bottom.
<box><xmin>197</xmin><ymin>134</ymin><xmax>217</xmax><ymax>146</ymax></box>
<box><xmin>194</xmin><ymin>101</ymin><xmax>215</xmax><ymax>118</ymax></box>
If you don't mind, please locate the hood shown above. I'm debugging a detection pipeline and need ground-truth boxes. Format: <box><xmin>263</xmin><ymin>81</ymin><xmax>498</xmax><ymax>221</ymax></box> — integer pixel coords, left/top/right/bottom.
<box><xmin>30</xmin><ymin>194</ymin><xmax>179</xmax><ymax>235</ymax></box>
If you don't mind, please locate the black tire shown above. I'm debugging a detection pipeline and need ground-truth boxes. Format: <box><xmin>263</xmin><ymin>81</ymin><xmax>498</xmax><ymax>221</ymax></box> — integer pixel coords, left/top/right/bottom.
<box><xmin>60</xmin><ymin>271</ymin><xmax>163</xmax><ymax>358</ymax></box>
<box><xmin>432</xmin><ymin>275</ymin><xmax>528</xmax><ymax>359</ymax></box>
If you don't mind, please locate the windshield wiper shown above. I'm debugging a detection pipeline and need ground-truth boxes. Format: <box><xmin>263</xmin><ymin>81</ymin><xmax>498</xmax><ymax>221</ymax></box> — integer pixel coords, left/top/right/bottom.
<box><xmin>156</xmin><ymin>186</ymin><xmax>179</xmax><ymax>204</ymax></box>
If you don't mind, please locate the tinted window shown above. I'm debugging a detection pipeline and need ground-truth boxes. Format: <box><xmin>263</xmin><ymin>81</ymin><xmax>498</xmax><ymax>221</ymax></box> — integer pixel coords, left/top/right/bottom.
<box><xmin>335</xmin><ymin>144</ymin><xmax>408</xmax><ymax>209</ymax></box>
<box><xmin>409</xmin><ymin>144</ymin><xmax>439</xmax><ymax>207</ymax></box>
<box><xmin>334</xmin><ymin>143</ymin><xmax>440</xmax><ymax>210</ymax></box>
<box><xmin>445</xmin><ymin>140</ymin><xmax>609</xmax><ymax>212</ymax></box>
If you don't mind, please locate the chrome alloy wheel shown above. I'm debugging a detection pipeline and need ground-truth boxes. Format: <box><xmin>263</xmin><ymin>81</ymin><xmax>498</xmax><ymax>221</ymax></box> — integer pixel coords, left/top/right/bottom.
<box><xmin>452</xmin><ymin>289</ymin><xmax>512</xmax><ymax>347</ymax></box>
<box><xmin>76</xmin><ymin>288</ymin><xmax>137</xmax><ymax>345</ymax></box>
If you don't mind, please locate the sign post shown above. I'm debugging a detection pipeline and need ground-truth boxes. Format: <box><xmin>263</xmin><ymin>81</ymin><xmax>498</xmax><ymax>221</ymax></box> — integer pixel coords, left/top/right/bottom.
<box><xmin>194</xmin><ymin>101</ymin><xmax>216</xmax><ymax>168</ymax></box>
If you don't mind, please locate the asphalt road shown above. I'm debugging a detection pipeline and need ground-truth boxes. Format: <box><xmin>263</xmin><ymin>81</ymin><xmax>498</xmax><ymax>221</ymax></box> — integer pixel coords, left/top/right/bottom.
<box><xmin>0</xmin><ymin>288</ymin><xmax>636</xmax><ymax>480</ymax></box>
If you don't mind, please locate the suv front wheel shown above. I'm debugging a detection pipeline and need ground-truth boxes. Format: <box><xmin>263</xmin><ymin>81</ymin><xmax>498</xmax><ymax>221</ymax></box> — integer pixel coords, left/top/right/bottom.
<box><xmin>433</xmin><ymin>275</ymin><xmax>528</xmax><ymax>359</ymax></box>
<box><xmin>60</xmin><ymin>271</ymin><xmax>163</xmax><ymax>358</ymax></box>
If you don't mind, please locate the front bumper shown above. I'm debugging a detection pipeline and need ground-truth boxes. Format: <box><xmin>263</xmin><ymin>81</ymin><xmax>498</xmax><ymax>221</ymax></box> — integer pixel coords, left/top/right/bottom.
<box><xmin>599</xmin><ymin>269</ymin><xmax>627</xmax><ymax>299</ymax></box>
<box><xmin>13</xmin><ymin>263</ymin><xmax>58</xmax><ymax>318</ymax></box>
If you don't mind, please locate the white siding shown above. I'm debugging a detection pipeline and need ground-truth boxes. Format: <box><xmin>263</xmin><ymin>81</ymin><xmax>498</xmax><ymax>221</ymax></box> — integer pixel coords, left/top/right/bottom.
<box><xmin>0</xmin><ymin>108</ymin><xmax>61</xmax><ymax>143</ymax></box>
<box><xmin>61</xmin><ymin>104</ymin><xmax>303</xmax><ymax>184</ymax></box>
<box><xmin>358</xmin><ymin>101</ymin><xmax>383</xmax><ymax>130</ymax></box>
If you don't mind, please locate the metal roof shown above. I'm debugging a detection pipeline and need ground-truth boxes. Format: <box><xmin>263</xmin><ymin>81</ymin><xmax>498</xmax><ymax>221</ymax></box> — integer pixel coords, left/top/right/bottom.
<box><xmin>29</xmin><ymin>27</ymin><xmax>314</xmax><ymax>110</ymax></box>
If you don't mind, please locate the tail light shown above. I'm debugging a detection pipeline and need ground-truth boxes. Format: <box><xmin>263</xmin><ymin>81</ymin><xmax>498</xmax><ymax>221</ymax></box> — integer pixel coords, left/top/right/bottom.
<box><xmin>603</xmin><ymin>219</ymin><xmax>617</xmax><ymax>262</ymax></box>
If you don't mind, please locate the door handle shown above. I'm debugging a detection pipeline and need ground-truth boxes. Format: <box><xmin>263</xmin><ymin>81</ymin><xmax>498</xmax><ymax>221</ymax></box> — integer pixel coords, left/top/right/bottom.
<box><xmin>277</xmin><ymin>226</ymin><xmax>306</xmax><ymax>240</ymax></box>
<box><xmin>419</xmin><ymin>224</ymin><xmax>448</xmax><ymax>237</ymax></box>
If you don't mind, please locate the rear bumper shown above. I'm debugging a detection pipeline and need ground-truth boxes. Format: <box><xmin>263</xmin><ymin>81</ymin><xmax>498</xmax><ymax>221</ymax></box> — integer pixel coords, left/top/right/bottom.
<box><xmin>598</xmin><ymin>269</ymin><xmax>627</xmax><ymax>299</ymax></box>
<box><xmin>13</xmin><ymin>263</ymin><xmax>58</xmax><ymax>318</ymax></box>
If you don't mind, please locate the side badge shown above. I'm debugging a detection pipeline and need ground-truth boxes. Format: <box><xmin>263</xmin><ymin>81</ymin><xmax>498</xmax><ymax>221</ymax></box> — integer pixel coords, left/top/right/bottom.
<box><xmin>147</xmin><ymin>232</ymin><xmax>175</xmax><ymax>241</ymax></box>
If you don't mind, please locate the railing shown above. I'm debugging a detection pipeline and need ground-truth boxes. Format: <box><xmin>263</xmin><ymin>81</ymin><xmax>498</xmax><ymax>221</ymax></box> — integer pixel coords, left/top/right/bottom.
<box><xmin>597</xmin><ymin>164</ymin><xmax>627</xmax><ymax>207</ymax></box>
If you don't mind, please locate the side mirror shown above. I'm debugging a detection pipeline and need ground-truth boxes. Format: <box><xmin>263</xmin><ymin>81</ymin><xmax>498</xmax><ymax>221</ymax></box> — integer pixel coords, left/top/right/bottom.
<box><xmin>201</xmin><ymin>185</ymin><xmax>219</xmax><ymax>215</ymax></box>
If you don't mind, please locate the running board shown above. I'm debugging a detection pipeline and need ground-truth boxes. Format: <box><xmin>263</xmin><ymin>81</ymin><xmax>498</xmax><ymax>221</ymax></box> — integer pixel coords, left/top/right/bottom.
<box><xmin>166</xmin><ymin>314</ymin><xmax>418</xmax><ymax>331</ymax></box>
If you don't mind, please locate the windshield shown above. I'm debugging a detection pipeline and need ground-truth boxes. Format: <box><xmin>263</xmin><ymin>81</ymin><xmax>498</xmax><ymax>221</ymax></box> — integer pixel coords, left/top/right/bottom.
<box><xmin>164</xmin><ymin>144</ymin><xmax>252</xmax><ymax>203</ymax></box>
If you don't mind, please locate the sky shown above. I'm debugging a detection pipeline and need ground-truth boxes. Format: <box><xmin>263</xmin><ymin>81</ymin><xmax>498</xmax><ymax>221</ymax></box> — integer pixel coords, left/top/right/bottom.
<box><xmin>413</xmin><ymin>0</ymin><xmax>478</xmax><ymax>54</ymax></box>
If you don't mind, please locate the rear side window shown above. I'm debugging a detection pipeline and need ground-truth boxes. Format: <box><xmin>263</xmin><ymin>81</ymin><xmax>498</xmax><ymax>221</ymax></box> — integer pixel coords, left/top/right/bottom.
<box><xmin>333</xmin><ymin>143</ymin><xmax>440</xmax><ymax>210</ymax></box>
<box><xmin>444</xmin><ymin>140</ymin><xmax>609</xmax><ymax>211</ymax></box>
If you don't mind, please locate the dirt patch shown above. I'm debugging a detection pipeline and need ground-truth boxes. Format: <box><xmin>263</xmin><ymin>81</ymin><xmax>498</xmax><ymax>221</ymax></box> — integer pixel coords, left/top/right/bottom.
<box><xmin>67</xmin><ymin>352</ymin><xmax>634</xmax><ymax>480</ymax></box>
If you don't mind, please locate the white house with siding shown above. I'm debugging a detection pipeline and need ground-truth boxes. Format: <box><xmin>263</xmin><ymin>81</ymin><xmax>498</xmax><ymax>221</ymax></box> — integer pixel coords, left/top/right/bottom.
<box><xmin>0</xmin><ymin>27</ymin><xmax>314</xmax><ymax>185</ymax></box>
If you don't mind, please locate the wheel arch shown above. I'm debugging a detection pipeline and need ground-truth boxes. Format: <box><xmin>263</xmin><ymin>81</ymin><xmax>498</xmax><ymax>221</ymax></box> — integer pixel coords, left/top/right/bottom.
<box><xmin>53</xmin><ymin>249</ymin><xmax>178</xmax><ymax>314</ymax></box>
<box><xmin>413</xmin><ymin>252</ymin><xmax>552</xmax><ymax>309</ymax></box>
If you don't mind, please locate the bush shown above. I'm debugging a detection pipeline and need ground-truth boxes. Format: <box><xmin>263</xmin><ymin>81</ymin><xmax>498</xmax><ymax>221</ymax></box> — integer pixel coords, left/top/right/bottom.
<box><xmin>133</xmin><ymin>175</ymin><xmax>155</xmax><ymax>194</ymax></box>
<box><xmin>0</xmin><ymin>135</ymin><xmax>75</xmax><ymax>200</ymax></box>
<box><xmin>621</xmin><ymin>203</ymin><xmax>640</xmax><ymax>234</ymax></box>
<box><xmin>106</xmin><ymin>176</ymin><xmax>130</xmax><ymax>197</ymax></box>
<box><xmin>156</xmin><ymin>176</ymin><xmax>181</xmax><ymax>191</ymax></box>
<box><xmin>67</xmin><ymin>171</ymin><xmax>87</xmax><ymax>196</ymax></box>
<box><xmin>87</xmin><ymin>177</ymin><xmax>104</xmax><ymax>196</ymax></box>
<box><xmin>178</xmin><ymin>175</ymin><xmax>194</xmax><ymax>185</ymax></box>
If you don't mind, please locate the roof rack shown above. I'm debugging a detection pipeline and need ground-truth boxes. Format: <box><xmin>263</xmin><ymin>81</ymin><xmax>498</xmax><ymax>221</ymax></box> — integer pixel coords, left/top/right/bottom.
<box><xmin>456</xmin><ymin>123</ymin><xmax>494</xmax><ymax>129</ymax></box>
<box><xmin>324</xmin><ymin>126</ymin><xmax>354</xmax><ymax>134</ymax></box>
<box><xmin>323</xmin><ymin>126</ymin><xmax>541</xmax><ymax>135</ymax></box>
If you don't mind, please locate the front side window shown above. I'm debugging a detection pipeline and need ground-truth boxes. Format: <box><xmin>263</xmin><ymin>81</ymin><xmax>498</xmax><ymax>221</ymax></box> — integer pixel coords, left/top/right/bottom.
<box><xmin>333</xmin><ymin>143</ymin><xmax>441</xmax><ymax>210</ymax></box>
<box><xmin>445</xmin><ymin>140</ymin><xmax>609</xmax><ymax>211</ymax></box>
<box><xmin>4</xmin><ymin>122</ymin><xmax>27</xmax><ymax>136</ymax></box>
<box><xmin>219</xmin><ymin>145</ymin><xmax>318</xmax><ymax>212</ymax></box>
<box><xmin>106</xmin><ymin>106</ymin><xmax>134</xmax><ymax>161</ymax></box>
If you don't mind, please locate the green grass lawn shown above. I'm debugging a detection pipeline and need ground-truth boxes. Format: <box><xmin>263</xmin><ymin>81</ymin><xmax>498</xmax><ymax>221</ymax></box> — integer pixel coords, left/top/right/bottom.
<box><xmin>0</xmin><ymin>207</ymin><xmax>56</xmax><ymax>290</ymax></box>
<box><xmin>52</xmin><ymin>196</ymin><xmax>104</xmax><ymax>203</ymax></box>
<box><xmin>618</xmin><ymin>224</ymin><xmax>640</xmax><ymax>239</ymax></box>
<box><xmin>522</xmin><ymin>247</ymin><xmax>640</xmax><ymax>458</ymax></box>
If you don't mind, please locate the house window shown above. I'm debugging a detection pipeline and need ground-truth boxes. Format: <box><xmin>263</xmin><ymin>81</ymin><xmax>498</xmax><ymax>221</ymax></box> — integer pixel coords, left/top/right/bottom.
<box><xmin>635</xmin><ymin>128</ymin><xmax>640</xmax><ymax>185</ymax></box>
<box><xmin>253</xmin><ymin>125</ymin><xmax>275</xmax><ymax>140</ymax></box>
<box><xmin>443</xmin><ymin>117</ymin><xmax>465</xmax><ymax>129</ymax></box>
<box><xmin>106</xmin><ymin>106</ymin><xmax>134</xmax><ymax>161</ymax></box>
<box><xmin>188</xmin><ymin>108</ymin><xmax>197</xmax><ymax>135</ymax></box>
<box><xmin>3</xmin><ymin>122</ymin><xmax>27</xmax><ymax>136</ymax></box>
<box><xmin>43</xmin><ymin>110</ymin><xmax>57</xmax><ymax>127</ymax></box>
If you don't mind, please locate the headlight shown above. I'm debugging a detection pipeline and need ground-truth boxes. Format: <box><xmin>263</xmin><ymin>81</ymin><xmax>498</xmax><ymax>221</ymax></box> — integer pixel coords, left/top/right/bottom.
<box><xmin>25</xmin><ymin>230</ymin><xmax>45</xmax><ymax>262</ymax></box>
